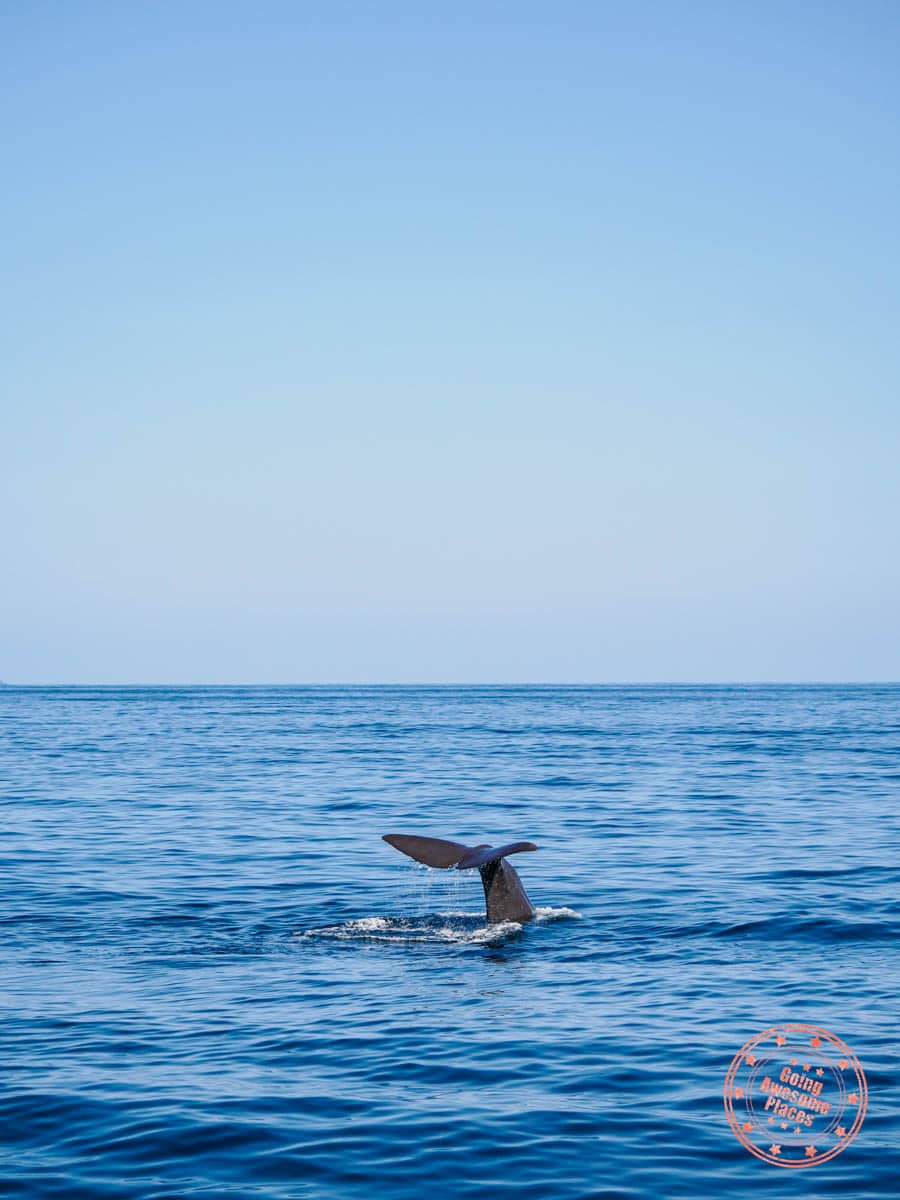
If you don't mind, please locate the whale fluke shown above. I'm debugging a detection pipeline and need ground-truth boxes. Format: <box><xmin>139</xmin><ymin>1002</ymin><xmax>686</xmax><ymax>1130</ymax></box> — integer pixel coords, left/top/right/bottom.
<box><xmin>381</xmin><ymin>833</ymin><xmax>472</xmax><ymax>868</ymax></box>
<box><xmin>382</xmin><ymin>833</ymin><xmax>539</xmax><ymax>924</ymax></box>
<box><xmin>455</xmin><ymin>841</ymin><xmax>538</xmax><ymax>871</ymax></box>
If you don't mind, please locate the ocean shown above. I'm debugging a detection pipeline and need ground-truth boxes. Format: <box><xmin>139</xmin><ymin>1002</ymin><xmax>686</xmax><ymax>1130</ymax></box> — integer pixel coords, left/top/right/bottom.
<box><xmin>1</xmin><ymin>684</ymin><xmax>898</xmax><ymax>1198</ymax></box>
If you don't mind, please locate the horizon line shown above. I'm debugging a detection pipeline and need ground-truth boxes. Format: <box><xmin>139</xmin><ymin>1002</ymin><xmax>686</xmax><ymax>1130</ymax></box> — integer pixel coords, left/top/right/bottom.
<box><xmin>2</xmin><ymin>680</ymin><xmax>899</xmax><ymax>689</ymax></box>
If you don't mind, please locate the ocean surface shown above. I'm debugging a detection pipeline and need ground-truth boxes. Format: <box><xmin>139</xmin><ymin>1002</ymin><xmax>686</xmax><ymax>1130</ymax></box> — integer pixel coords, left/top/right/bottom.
<box><xmin>1</xmin><ymin>684</ymin><xmax>898</xmax><ymax>1198</ymax></box>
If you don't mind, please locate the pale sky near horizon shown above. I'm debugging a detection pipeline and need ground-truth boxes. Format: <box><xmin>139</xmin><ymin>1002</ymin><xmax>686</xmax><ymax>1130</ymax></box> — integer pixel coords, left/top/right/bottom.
<box><xmin>2</xmin><ymin>2</ymin><xmax>899</xmax><ymax>683</ymax></box>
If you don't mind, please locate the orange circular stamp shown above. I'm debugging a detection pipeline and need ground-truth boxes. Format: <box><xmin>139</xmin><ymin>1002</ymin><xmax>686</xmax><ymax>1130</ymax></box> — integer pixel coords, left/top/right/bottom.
<box><xmin>724</xmin><ymin>1023</ymin><xmax>867</xmax><ymax>1168</ymax></box>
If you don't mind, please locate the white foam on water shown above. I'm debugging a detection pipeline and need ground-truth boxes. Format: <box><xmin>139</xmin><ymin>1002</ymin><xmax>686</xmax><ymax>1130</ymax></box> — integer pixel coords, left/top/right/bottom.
<box><xmin>296</xmin><ymin>915</ymin><xmax>523</xmax><ymax>945</ymax></box>
<box><xmin>466</xmin><ymin>920</ymin><xmax>522</xmax><ymax>942</ymax></box>
<box><xmin>533</xmin><ymin>906</ymin><xmax>582</xmax><ymax>921</ymax></box>
<box><xmin>297</xmin><ymin>905</ymin><xmax>581</xmax><ymax>944</ymax></box>
<box><xmin>343</xmin><ymin>916</ymin><xmax>391</xmax><ymax>932</ymax></box>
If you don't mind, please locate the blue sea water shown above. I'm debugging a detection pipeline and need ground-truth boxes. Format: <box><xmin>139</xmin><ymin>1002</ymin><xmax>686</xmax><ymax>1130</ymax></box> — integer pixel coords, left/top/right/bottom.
<box><xmin>1</xmin><ymin>684</ymin><xmax>898</xmax><ymax>1199</ymax></box>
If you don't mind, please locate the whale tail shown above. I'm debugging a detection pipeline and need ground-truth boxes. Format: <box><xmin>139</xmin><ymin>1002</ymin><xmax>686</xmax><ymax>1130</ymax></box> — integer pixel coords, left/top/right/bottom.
<box><xmin>382</xmin><ymin>833</ymin><xmax>538</xmax><ymax>924</ymax></box>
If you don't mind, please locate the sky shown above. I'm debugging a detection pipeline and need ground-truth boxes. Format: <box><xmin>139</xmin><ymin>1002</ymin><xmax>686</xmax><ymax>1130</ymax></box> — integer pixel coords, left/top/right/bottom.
<box><xmin>2</xmin><ymin>1</ymin><xmax>899</xmax><ymax>683</ymax></box>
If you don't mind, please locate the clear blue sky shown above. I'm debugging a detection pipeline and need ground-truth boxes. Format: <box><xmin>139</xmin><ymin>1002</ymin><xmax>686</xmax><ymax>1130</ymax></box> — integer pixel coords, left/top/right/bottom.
<box><xmin>2</xmin><ymin>2</ymin><xmax>898</xmax><ymax>683</ymax></box>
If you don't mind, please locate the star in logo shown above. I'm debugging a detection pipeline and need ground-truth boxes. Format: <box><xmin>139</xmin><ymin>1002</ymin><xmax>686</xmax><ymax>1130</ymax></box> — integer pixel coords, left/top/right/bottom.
<box><xmin>802</xmin><ymin>1063</ymin><xmax>811</xmax><ymax>1072</ymax></box>
<box><xmin>775</xmin><ymin>1034</ymin><xmax>786</xmax><ymax>1046</ymax></box>
<box><xmin>816</xmin><ymin>1067</ymin><xmax>824</xmax><ymax>1076</ymax></box>
<box><xmin>848</xmin><ymin>1092</ymin><xmax>859</xmax><ymax>1105</ymax></box>
<box><xmin>810</xmin><ymin>1035</ymin><xmax>822</xmax><ymax>1048</ymax></box>
<box><xmin>742</xmin><ymin>1122</ymin><xmax>753</xmax><ymax>1133</ymax></box>
<box><xmin>805</xmin><ymin>1145</ymin><xmax>817</xmax><ymax>1158</ymax></box>
<box><xmin>790</xmin><ymin>1058</ymin><xmax>797</xmax><ymax>1066</ymax></box>
<box><xmin>839</xmin><ymin>1058</ymin><xmax>848</xmax><ymax>1070</ymax></box>
<box><xmin>836</xmin><ymin>1126</ymin><xmax>847</xmax><ymax>1138</ymax></box>
<box><xmin>769</xmin><ymin>1144</ymin><xmax>781</xmax><ymax>1156</ymax></box>
<box><xmin>780</xmin><ymin>1122</ymin><xmax>788</xmax><ymax>1130</ymax></box>
<box><xmin>745</xmin><ymin>1052</ymin><xmax>757</xmax><ymax>1066</ymax></box>
<box><xmin>733</xmin><ymin>1087</ymin><xmax>744</xmax><ymax>1099</ymax></box>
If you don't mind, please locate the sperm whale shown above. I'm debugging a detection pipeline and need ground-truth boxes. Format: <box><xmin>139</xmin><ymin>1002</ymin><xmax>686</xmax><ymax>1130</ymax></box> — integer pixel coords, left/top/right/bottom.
<box><xmin>382</xmin><ymin>833</ymin><xmax>538</xmax><ymax>923</ymax></box>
